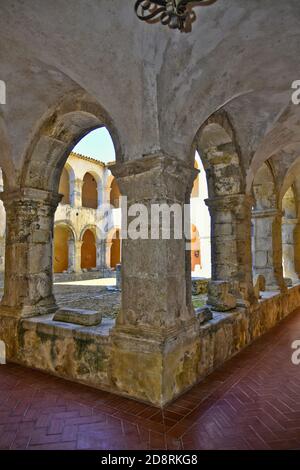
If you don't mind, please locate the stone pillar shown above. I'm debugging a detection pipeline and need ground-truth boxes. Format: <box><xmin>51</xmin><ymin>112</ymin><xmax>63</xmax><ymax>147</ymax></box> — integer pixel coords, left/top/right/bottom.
<box><xmin>106</xmin><ymin>240</ymin><xmax>113</xmax><ymax>267</ymax></box>
<box><xmin>96</xmin><ymin>240</ymin><xmax>107</xmax><ymax>271</ymax></box>
<box><xmin>74</xmin><ymin>241</ymin><xmax>82</xmax><ymax>273</ymax></box>
<box><xmin>108</xmin><ymin>154</ymin><xmax>199</xmax><ymax>406</ymax></box>
<box><xmin>282</xmin><ymin>217</ymin><xmax>299</xmax><ymax>283</ymax></box>
<box><xmin>68</xmin><ymin>239</ymin><xmax>82</xmax><ymax>273</ymax></box>
<box><xmin>0</xmin><ymin>188</ymin><xmax>61</xmax><ymax>318</ymax></box>
<box><xmin>252</xmin><ymin>208</ymin><xmax>285</xmax><ymax>291</ymax></box>
<box><xmin>67</xmin><ymin>239</ymin><xmax>75</xmax><ymax>273</ymax></box>
<box><xmin>97</xmin><ymin>181</ymin><xmax>103</xmax><ymax>209</ymax></box>
<box><xmin>70</xmin><ymin>178</ymin><xmax>83</xmax><ymax>208</ymax></box>
<box><xmin>116</xmin><ymin>263</ymin><xmax>122</xmax><ymax>289</ymax></box>
<box><xmin>205</xmin><ymin>194</ymin><xmax>254</xmax><ymax>303</ymax></box>
<box><xmin>104</xmin><ymin>184</ymin><xmax>111</xmax><ymax>206</ymax></box>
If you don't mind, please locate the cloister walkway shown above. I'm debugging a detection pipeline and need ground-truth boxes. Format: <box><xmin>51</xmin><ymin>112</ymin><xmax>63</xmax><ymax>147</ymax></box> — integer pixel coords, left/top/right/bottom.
<box><xmin>1</xmin><ymin>308</ymin><xmax>300</xmax><ymax>450</ymax></box>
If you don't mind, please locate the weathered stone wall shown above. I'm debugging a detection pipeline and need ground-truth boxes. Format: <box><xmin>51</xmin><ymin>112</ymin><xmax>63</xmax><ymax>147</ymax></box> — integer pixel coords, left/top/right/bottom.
<box><xmin>1</xmin><ymin>284</ymin><xmax>300</xmax><ymax>407</ymax></box>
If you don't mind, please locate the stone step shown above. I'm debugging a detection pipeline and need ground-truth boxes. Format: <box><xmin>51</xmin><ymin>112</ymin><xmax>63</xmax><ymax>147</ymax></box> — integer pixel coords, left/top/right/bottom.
<box><xmin>53</xmin><ymin>308</ymin><xmax>102</xmax><ymax>326</ymax></box>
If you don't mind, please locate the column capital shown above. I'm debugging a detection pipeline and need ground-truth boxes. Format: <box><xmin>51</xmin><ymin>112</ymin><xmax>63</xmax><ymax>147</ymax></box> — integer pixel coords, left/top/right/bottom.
<box><xmin>282</xmin><ymin>217</ymin><xmax>298</xmax><ymax>225</ymax></box>
<box><xmin>0</xmin><ymin>187</ymin><xmax>59</xmax><ymax>317</ymax></box>
<box><xmin>205</xmin><ymin>194</ymin><xmax>254</xmax><ymax>212</ymax></box>
<box><xmin>109</xmin><ymin>153</ymin><xmax>198</xmax><ymax>202</ymax></box>
<box><xmin>0</xmin><ymin>187</ymin><xmax>62</xmax><ymax>209</ymax></box>
<box><xmin>252</xmin><ymin>208</ymin><xmax>283</xmax><ymax>219</ymax></box>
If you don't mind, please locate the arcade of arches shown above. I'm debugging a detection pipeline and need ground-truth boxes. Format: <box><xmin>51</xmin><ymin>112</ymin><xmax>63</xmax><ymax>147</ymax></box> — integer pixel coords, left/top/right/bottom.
<box><xmin>53</xmin><ymin>152</ymin><xmax>121</xmax><ymax>275</ymax></box>
<box><xmin>1</xmin><ymin>1</ymin><xmax>300</xmax><ymax>414</ymax></box>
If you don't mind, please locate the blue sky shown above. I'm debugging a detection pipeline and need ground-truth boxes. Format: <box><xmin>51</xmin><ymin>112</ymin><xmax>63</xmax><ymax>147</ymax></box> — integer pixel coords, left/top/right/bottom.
<box><xmin>73</xmin><ymin>128</ymin><xmax>116</xmax><ymax>163</ymax></box>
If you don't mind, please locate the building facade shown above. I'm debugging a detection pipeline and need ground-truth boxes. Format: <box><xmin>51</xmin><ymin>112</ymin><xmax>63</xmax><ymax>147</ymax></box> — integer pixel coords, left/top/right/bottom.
<box><xmin>54</xmin><ymin>152</ymin><xmax>121</xmax><ymax>276</ymax></box>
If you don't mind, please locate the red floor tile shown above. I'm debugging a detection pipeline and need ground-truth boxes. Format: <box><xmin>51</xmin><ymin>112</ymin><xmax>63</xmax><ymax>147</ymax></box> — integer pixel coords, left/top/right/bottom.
<box><xmin>1</xmin><ymin>308</ymin><xmax>300</xmax><ymax>449</ymax></box>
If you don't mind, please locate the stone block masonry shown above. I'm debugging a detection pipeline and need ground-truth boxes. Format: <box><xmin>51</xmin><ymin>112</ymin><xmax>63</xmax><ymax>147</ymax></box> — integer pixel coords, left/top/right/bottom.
<box><xmin>1</xmin><ymin>283</ymin><xmax>300</xmax><ymax>407</ymax></box>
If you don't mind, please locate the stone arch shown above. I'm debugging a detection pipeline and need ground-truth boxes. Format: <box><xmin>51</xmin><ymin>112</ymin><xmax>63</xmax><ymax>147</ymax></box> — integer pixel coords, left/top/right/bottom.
<box><xmin>53</xmin><ymin>223</ymin><xmax>75</xmax><ymax>273</ymax></box>
<box><xmin>190</xmin><ymin>111</ymin><xmax>252</xmax><ymax>301</ymax></box>
<box><xmin>192</xmin><ymin>110</ymin><xmax>244</xmax><ymax>199</ymax></box>
<box><xmin>20</xmin><ymin>92</ymin><xmax>122</xmax><ymax>194</ymax></box>
<box><xmin>54</xmin><ymin>220</ymin><xmax>77</xmax><ymax>242</ymax></box>
<box><xmin>2</xmin><ymin>92</ymin><xmax>123</xmax><ymax>312</ymax></box>
<box><xmin>251</xmin><ymin>161</ymin><xmax>284</xmax><ymax>290</ymax></box>
<box><xmin>79</xmin><ymin>224</ymin><xmax>98</xmax><ymax>242</ymax></box>
<box><xmin>282</xmin><ymin>186</ymin><xmax>297</xmax><ymax>219</ymax></box>
<box><xmin>252</xmin><ymin>161</ymin><xmax>277</xmax><ymax>211</ymax></box>
<box><xmin>279</xmin><ymin>156</ymin><xmax>300</xmax><ymax>204</ymax></box>
<box><xmin>81</xmin><ymin>228</ymin><xmax>96</xmax><ymax>270</ymax></box>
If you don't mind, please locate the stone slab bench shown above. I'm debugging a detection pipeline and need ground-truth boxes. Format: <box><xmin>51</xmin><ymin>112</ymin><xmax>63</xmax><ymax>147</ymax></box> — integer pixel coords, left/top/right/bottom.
<box><xmin>53</xmin><ymin>308</ymin><xmax>102</xmax><ymax>326</ymax></box>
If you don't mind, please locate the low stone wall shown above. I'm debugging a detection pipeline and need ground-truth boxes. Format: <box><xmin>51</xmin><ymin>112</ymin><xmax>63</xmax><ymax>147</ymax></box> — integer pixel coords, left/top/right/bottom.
<box><xmin>54</xmin><ymin>269</ymin><xmax>114</xmax><ymax>282</ymax></box>
<box><xmin>1</xmin><ymin>284</ymin><xmax>300</xmax><ymax>406</ymax></box>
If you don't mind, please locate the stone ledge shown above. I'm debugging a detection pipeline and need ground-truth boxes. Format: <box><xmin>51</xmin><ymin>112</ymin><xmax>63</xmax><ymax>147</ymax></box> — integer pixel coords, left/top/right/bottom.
<box><xmin>20</xmin><ymin>314</ymin><xmax>114</xmax><ymax>342</ymax></box>
<box><xmin>53</xmin><ymin>307</ymin><xmax>102</xmax><ymax>326</ymax></box>
<box><xmin>1</xmin><ymin>284</ymin><xmax>300</xmax><ymax>407</ymax></box>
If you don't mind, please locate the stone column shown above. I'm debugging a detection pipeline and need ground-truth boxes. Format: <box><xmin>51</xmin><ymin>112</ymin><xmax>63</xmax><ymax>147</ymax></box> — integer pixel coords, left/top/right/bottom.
<box><xmin>0</xmin><ymin>188</ymin><xmax>61</xmax><ymax>318</ymax></box>
<box><xmin>70</xmin><ymin>178</ymin><xmax>83</xmax><ymax>208</ymax></box>
<box><xmin>282</xmin><ymin>217</ymin><xmax>299</xmax><ymax>283</ymax></box>
<box><xmin>252</xmin><ymin>208</ymin><xmax>285</xmax><ymax>291</ymax></box>
<box><xmin>96</xmin><ymin>240</ymin><xmax>107</xmax><ymax>271</ymax></box>
<box><xmin>68</xmin><ymin>239</ymin><xmax>82</xmax><ymax>273</ymax></box>
<box><xmin>74</xmin><ymin>241</ymin><xmax>82</xmax><ymax>273</ymax></box>
<box><xmin>67</xmin><ymin>239</ymin><xmax>75</xmax><ymax>272</ymax></box>
<box><xmin>106</xmin><ymin>240</ymin><xmax>113</xmax><ymax>267</ymax></box>
<box><xmin>205</xmin><ymin>194</ymin><xmax>254</xmax><ymax>303</ymax></box>
<box><xmin>97</xmin><ymin>181</ymin><xmax>103</xmax><ymax>209</ymax></box>
<box><xmin>116</xmin><ymin>263</ymin><xmax>122</xmax><ymax>289</ymax></box>
<box><xmin>108</xmin><ymin>154</ymin><xmax>199</xmax><ymax>406</ymax></box>
<box><xmin>104</xmin><ymin>184</ymin><xmax>111</xmax><ymax>206</ymax></box>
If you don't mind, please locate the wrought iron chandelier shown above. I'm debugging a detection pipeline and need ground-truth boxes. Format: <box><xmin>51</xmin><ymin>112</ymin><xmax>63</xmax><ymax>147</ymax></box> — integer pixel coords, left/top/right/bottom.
<box><xmin>134</xmin><ymin>0</ymin><xmax>207</xmax><ymax>33</ymax></box>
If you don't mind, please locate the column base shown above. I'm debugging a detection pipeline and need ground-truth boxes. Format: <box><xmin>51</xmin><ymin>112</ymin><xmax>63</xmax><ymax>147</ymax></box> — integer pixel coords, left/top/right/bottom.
<box><xmin>110</xmin><ymin>320</ymin><xmax>200</xmax><ymax>407</ymax></box>
<box><xmin>0</xmin><ymin>297</ymin><xmax>58</xmax><ymax>319</ymax></box>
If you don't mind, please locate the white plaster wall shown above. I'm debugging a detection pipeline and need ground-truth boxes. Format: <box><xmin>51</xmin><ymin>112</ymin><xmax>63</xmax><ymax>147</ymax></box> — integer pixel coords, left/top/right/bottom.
<box><xmin>55</xmin><ymin>154</ymin><xmax>117</xmax><ymax>241</ymax></box>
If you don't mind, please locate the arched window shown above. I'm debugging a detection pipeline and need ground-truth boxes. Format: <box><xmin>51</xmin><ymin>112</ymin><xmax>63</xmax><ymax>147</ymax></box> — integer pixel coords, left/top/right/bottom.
<box><xmin>81</xmin><ymin>229</ymin><xmax>96</xmax><ymax>269</ymax></box>
<box><xmin>54</xmin><ymin>225</ymin><xmax>73</xmax><ymax>273</ymax></box>
<box><xmin>110</xmin><ymin>178</ymin><xmax>121</xmax><ymax>208</ymax></box>
<box><xmin>82</xmin><ymin>172</ymin><xmax>98</xmax><ymax>209</ymax></box>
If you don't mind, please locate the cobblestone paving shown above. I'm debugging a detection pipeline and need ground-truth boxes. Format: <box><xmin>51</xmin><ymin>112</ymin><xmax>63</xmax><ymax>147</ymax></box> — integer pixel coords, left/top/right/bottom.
<box><xmin>0</xmin><ymin>277</ymin><xmax>207</xmax><ymax>319</ymax></box>
<box><xmin>53</xmin><ymin>282</ymin><xmax>121</xmax><ymax>319</ymax></box>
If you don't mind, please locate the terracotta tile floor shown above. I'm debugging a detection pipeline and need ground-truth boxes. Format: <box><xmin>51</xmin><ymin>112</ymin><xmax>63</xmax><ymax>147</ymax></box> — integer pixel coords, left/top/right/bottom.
<box><xmin>1</xmin><ymin>309</ymin><xmax>300</xmax><ymax>450</ymax></box>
